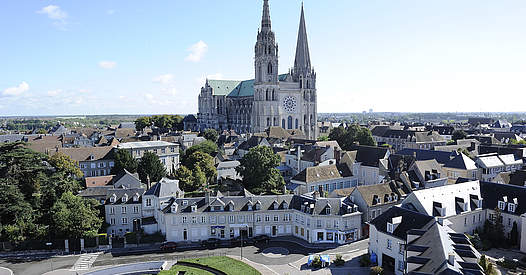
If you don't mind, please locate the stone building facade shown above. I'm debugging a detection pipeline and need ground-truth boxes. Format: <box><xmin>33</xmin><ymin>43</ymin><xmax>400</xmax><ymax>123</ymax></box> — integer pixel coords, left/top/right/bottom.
<box><xmin>197</xmin><ymin>1</ymin><xmax>318</xmax><ymax>140</ymax></box>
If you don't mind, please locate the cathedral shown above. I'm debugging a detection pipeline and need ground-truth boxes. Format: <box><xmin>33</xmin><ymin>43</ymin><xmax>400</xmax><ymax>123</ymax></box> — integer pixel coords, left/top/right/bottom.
<box><xmin>197</xmin><ymin>0</ymin><xmax>318</xmax><ymax>140</ymax></box>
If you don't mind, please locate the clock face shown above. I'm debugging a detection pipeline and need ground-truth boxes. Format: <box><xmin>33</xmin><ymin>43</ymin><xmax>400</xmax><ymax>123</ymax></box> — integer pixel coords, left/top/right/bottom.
<box><xmin>282</xmin><ymin>96</ymin><xmax>297</xmax><ymax>113</ymax></box>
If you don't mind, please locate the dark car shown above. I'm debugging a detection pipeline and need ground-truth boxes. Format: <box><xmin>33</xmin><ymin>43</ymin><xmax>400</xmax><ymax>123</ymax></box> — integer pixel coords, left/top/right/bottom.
<box><xmin>160</xmin><ymin>241</ymin><xmax>177</xmax><ymax>251</ymax></box>
<box><xmin>201</xmin><ymin>238</ymin><xmax>221</xmax><ymax>248</ymax></box>
<box><xmin>254</xmin><ymin>235</ymin><xmax>270</xmax><ymax>244</ymax></box>
<box><xmin>230</xmin><ymin>236</ymin><xmax>251</xmax><ymax>246</ymax></box>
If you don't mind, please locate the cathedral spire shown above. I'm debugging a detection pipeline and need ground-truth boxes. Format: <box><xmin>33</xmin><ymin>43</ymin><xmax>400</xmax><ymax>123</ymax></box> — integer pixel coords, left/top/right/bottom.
<box><xmin>261</xmin><ymin>0</ymin><xmax>272</xmax><ymax>33</ymax></box>
<box><xmin>294</xmin><ymin>3</ymin><xmax>311</xmax><ymax>74</ymax></box>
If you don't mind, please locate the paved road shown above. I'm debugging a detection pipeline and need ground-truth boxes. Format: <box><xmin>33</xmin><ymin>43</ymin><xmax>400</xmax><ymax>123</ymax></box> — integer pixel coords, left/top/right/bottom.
<box><xmin>0</xmin><ymin>238</ymin><xmax>370</xmax><ymax>275</ymax></box>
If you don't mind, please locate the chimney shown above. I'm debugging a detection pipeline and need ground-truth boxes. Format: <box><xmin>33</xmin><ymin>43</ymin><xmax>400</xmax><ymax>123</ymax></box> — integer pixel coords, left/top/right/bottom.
<box><xmin>205</xmin><ymin>189</ymin><xmax>211</xmax><ymax>204</ymax></box>
<box><xmin>448</xmin><ymin>253</ymin><xmax>455</xmax><ymax>265</ymax></box>
<box><xmin>297</xmin><ymin>145</ymin><xmax>301</xmax><ymax>172</ymax></box>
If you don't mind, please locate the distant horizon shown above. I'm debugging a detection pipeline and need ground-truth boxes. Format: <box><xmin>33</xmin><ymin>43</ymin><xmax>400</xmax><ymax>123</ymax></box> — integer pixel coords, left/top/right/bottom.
<box><xmin>2</xmin><ymin>0</ymin><xmax>526</xmax><ymax>115</ymax></box>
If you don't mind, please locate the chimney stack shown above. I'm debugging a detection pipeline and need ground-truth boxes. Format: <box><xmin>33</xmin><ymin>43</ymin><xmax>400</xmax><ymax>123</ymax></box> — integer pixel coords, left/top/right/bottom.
<box><xmin>448</xmin><ymin>253</ymin><xmax>455</xmax><ymax>265</ymax></box>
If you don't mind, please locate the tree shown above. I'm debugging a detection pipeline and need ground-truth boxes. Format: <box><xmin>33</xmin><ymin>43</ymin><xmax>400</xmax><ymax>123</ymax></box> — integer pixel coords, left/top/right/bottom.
<box><xmin>479</xmin><ymin>255</ymin><xmax>497</xmax><ymax>275</ymax></box>
<box><xmin>51</xmin><ymin>192</ymin><xmax>102</xmax><ymax>240</ymax></box>
<box><xmin>176</xmin><ymin>151</ymin><xmax>217</xmax><ymax>192</ymax></box>
<box><xmin>135</xmin><ymin>116</ymin><xmax>151</xmax><ymax>131</ymax></box>
<box><xmin>452</xmin><ymin>130</ymin><xmax>467</xmax><ymax>141</ymax></box>
<box><xmin>184</xmin><ymin>140</ymin><xmax>218</xmax><ymax>157</ymax></box>
<box><xmin>328</xmin><ymin>124</ymin><xmax>375</xmax><ymax>150</ymax></box>
<box><xmin>236</xmin><ymin>146</ymin><xmax>284</xmax><ymax>194</ymax></box>
<box><xmin>184</xmin><ymin>151</ymin><xmax>216</xmax><ymax>180</ymax></box>
<box><xmin>137</xmin><ymin>151</ymin><xmax>166</xmax><ymax>184</ymax></box>
<box><xmin>48</xmin><ymin>152</ymin><xmax>83</xmax><ymax>178</ymax></box>
<box><xmin>510</xmin><ymin>221</ymin><xmax>519</xmax><ymax>246</ymax></box>
<box><xmin>317</xmin><ymin>135</ymin><xmax>329</xmax><ymax>141</ymax></box>
<box><xmin>202</xmin><ymin>129</ymin><xmax>219</xmax><ymax>142</ymax></box>
<box><xmin>111</xmin><ymin>148</ymin><xmax>138</xmax><ymax>174</ymax></box>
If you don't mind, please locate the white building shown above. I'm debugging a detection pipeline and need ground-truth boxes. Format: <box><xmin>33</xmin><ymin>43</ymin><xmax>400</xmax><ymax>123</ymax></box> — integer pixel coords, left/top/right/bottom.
<box><xmin>117</xmin><ymin>141</ymin><xmax>180</xmax><ymax>174</ymax></box>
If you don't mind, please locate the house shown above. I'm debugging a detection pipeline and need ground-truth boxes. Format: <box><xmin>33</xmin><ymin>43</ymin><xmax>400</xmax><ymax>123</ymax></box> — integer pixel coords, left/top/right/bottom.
<box><xmin>285</xmin><ymin>144</ymin><xmax>336</xmax><ymax>176</ymax></box>
<box><xmin>405</xmin><ymin>220</ymin><xmax>483</xmax><ymax>275</ymax></box>
<box><xmin>158</xmin><ymin>192</ymin><xmax>362</xmax><ymax>244</ymax></box>
<box><xmin>373</xmin><ymin>129</ymin><xmax>446</xmax><ymax>151</ymax></box>
<box><xmin>116</xmin><ymin>141</ymin><xmax>180</xmax><ymax>174</ymax></box>
<box><xmin>104</xmin><ymin>188</ymin><xmax>145</xmax><ymax>236</ymax></box>
<box><xmin>216</xmin><ymin>160</ymin><xmax>241</xmax><ymax>181</ymax></box>
<box><xmin>78</xmin><ymin>169</ymin><xmax>142</xmax><ymax>203</ymax></box>
<box><xmin>401</xmin><ymin>180</ymin><xmax>485</xmax><ymax>234</ymax></box>
<box><xmin>235</xmin><ymin>136</ymin><xmax>271</xmax><ymax>159</ymax></box>
<box><xmin>183</xmin><ymin>115</ymin><xmax>199</xmax><ymax>132</ymax></box>
<box><xmin>348</xmin><ymin>182</ymin><xmax>408</xmax><ymax>226</ymax></box>
<box><xmin>442</xmin><ymin>153</ymin><xmax>478</xmax><ymax>183</ymax></box>
<box><xmin>368</xmin><ymin>206</ymin><xmax>435</xmax><ymax>275</ymax></box>
<box><xmin>141</xmin><ymin>178</ymin><xmax>184</xmax><ymax>234</ymax></box>
<box><xmin>406</xmin><ymin>159</ymin><xmax>448</xmax><ymax>188</ymax></box>
<box><xmin>290</xmin><ymin>164</ymin><xmax>356</xmax><ymax>195</ymax></box>
<box><xmin>52</xmin><ymin>146</ymin><xmax>115</xmax><ymax>177</ymax></box>
<box><xmin>346</xmin><ymin>145</ymin><xmax>390</xmax><ymax>185</ymax></box>
<box><xmin>475</xmin><ymin>153</ymin><xmax>523</xmax><ymax>182</ymax></box>
<box><xmin>493</xmin><ymin>169</ymin><xmax>526</xmax><ymax>186</ymax></box>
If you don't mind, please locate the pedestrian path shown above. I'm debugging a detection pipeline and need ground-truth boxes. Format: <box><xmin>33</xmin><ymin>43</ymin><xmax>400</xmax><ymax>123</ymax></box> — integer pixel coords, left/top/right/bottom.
<box><xmin>70</xmin><ymin>252</ymin><xmax>101</xmax><ymax>271</ymax></box>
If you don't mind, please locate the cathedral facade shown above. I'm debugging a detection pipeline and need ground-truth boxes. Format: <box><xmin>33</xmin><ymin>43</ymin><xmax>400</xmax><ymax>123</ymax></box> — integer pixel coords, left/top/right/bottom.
<box><xmin>197</xmin><ymin>0</ymin><xmax>317</xmax><ymax>140</ymax></box>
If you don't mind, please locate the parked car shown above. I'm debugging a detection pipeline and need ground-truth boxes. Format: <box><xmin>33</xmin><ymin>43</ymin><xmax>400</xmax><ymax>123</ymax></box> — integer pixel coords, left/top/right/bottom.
<box><xmin>201</xmin><ymin>238</ymin><xmax>221</xmax><ymax>248</ymax></box>
<box><xmin>160</xmin><ymin>241</ymin><xmax>177</xmax><ymax>251</ymax></box>
<box><xmin>254</xmin><ymin>235</ymin><xmax>270</xmax><ymax>244</ymax></box>
<box><xmin>230</xmin><ymin>236</ymin><xmax>251</xmax><ymax>246</ymax></box>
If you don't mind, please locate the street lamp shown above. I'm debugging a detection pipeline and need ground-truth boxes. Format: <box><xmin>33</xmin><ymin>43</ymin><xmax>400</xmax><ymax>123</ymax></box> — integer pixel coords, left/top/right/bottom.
<box><xmin>240</xmin><ymin>224</ymin><xmax>248</xmax><ymax>260</ymax></box>
<box><xmin>46</xmin><ymin>242</ymin><xmax>53</xmax><ymax>271</ymax></box>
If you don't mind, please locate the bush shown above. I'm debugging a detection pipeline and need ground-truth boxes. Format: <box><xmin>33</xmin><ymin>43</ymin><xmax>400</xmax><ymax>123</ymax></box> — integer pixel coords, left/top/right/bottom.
<box><xmin>360</xmin><ymin>254</ymin><xmax>372</xmax><ymax>267</ymax></box>
<box><xmin>333</xmin><ymin>254</ymin><xmax>345</xmax><ymax>266</ymax></box>
<box><xmin>370</xmin><ymin>266</ymin><xmax>384</xmax><ymax>275</ymax></box>
<box><xmin>311</xmin><ymin>256</ymin><xmax>322</xmax><ymax>268</ymax></box>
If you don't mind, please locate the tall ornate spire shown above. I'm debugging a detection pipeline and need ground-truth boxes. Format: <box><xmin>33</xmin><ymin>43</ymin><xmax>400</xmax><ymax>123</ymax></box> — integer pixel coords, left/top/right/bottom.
<box><xmin>294</xmin><ymin>3</ymin><xmax>311</xmax><ymax>75</ymax></box>
<box><xmin>261</xmin><ymin>0</ymin><xmax>272</xmax><ymax>33</ymax></box>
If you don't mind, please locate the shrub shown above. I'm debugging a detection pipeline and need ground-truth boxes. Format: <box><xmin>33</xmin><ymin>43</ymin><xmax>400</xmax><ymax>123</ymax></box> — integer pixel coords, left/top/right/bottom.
<box><xmin>333</xmin><ymin>254</ymin><xmax>345</xmax><ymax>266</ymax></box>
<box><xmin>370</xmin><ymin>266</ymin><xmax>384</xmax><ymax>275</ymax></box>
<box><xmin>360</xmin><ymin>254</ymin><xmax>372</xmax><ymax>267</ymax></box>
<box><xmin>311</xmin><ymin>256</ymin><xmax>322</xmax><ymax>268</ymax></box>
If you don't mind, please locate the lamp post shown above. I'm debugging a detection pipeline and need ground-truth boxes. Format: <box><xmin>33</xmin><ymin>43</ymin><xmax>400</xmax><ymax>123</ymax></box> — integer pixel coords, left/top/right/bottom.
<box><xmin>240</xmin><ymin>224</ymin><xmax>248</xmax><ymax>260</ymax></box>
<box><xmin>46</xmin><ymin>242</ymin><xmax>53</xmax><ymax>271</ymax></box>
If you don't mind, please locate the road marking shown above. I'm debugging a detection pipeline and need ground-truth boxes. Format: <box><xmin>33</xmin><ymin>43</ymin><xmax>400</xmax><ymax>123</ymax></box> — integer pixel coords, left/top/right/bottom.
<box><xmin>0</xmin><ymin>267</ymin><xmax>13</xmax><ymax>275</ymax></box>
<box><xmin>70</xmin><ymin>252</ymin><xmax>101</xmax><ymax>271</ymax></box>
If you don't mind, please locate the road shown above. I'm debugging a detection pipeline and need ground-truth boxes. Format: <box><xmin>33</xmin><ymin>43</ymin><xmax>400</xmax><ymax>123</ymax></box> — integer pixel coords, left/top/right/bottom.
<box><xmin>0</xmin><ymin>238</ymin><xmax>370</xmax><ymax>275</ymax></box>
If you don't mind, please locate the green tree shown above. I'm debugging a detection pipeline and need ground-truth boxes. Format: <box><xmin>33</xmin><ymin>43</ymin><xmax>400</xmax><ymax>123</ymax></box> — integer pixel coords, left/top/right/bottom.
<box><xmin>185</xmin><ymin>140</ymin><xmax>218</xmax><ymax>157</ymax></box>
<box><xmin>202</xmin><ymin>129</ymin><xmax>219</xmax><ymax>142</ymax></box>
<box><xmin>51</xmin><ymin>192</ymin><xmax>102</xmax><ymax>240</ymax></box>
<box><xmin>137</xmin><ymin>151</ymin><xmax>167</xmax><ymax>184</ymax></box>
<box><xmin>236</xmin><ymin>146</ymin><xmax>284</xmax><ymax>194</ymax></box>
<box><xmin>317</xmin><ymin>135</ymin><xmax>329</xmax><ymax>141</ymax></box>
<box><xmin>48</xmin><ymin>152</ymin><xmax>83</xmax><ymax>178</ymax></box>
<box><xmin>0</xmin><ymin>185</ymin><xmax>41</xmax><ymax>243</ymax></box>
<box><xmin>479</xmin><ymin>255</ymin><xmax>497</xmax><ymax>275</ymax></box>
<box><xmin>184</xmin><ymin>151</ymin><xmax>217</xmax><ymax>180</ymax></box>
<box><xmin>111</xmin><ymin>148</ymin><xmax>138</xmax><ymax>174</ymax></box>
<box><xmin>452</xmin><ymin>130</ymin><xmax>467</xmax><ymax>141</ymax></box>
<box><xmin>174</xmin><ymin>166</ymin><xmax>196</xmax><ymax>192</ymax></box>
<box><xmin>328</xmin><ymin>124</ymin><xmax>375</xmax><ymax>150</ymax></box>
<box><xmin>135</xmin><ymin>116</ymin><xmax>151</xmax><ymax>131</ymax></box>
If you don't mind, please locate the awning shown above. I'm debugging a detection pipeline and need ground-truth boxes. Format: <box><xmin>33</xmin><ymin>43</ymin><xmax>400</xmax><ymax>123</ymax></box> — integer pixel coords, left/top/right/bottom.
<box><xmin>229</xmin><ymin>224</ymin><xmax>249</xmax><ymax>228</ymax></box>
<box><xmin>211</xmin><ymin>226</ymin><xmax>225</xmax><ymax>229</ymax></box>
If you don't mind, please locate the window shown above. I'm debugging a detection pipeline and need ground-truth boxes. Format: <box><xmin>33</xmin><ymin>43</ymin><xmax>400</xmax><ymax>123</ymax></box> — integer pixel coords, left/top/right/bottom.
<box><xmin>265</xmin><ymin>215</ymin><xmax>270</xmax><ymax>222</ymax></box>
<box><xmin>464</xmin><ymin>217</ymin><xmax>467</xmax><ymax>226</ymax></box>
<box><xmin>387</xmin><ymin>239</ymin><xmax>392</xmax><ymax>249</ymax></box>
<box><xmin>398</xmin><ymin>260</ymin><xmax>405</xmax><ymax>272</ymax></box>
<box><xmin>109</xmin><ymin>207</ymin><xmax>115</xmax><ymax>215</ymax></box>
<box><xmin>171</xmin><ymin>147</ymin><xmax>175</xmax><ymax>153</ymax></box>
<box><xmin>317</xmin><ymin>232</ymin><xmax>324</xmax><ymax>241</ymax></box>
<box><xmin>399</xmin><ymin>244</ymin><xmax>404</xmax><ymax>255</ymax></box>
<box><xmin>274</xmin><ymin>215</ymin><xmax>279</xmax><ymax>222</ymax></box>
<box><xmin>146</xmin><ymin>198</ymin><xmax>152</xmax><ymax>207</ymax></box>
<box><xmin>508</xmin><ymin>203</ymin><xmax>516</xmax><ymax>213</ymax></box>
<box><xmin>327</xmin><ymin>232</ymin><xmax>333</xmax><ymax>241</ymax></box>
<box><xmin>182</xmin><ymin>217</ymin><xmax>187</xmax><ymax>223</ymax></box>
<box><xmin>122</xmin><ymin>217</ymin><xmax>128</xmax><ymax>224</ymax></box>
<box><xmin>498</xmin><ymin>201</ymin><xmax>506</xmax><ymax>210</ymax></box>
<box><xmin>317</xmin><ymin>220</ymin><xmax>322</xmax><ymax>228</ymax></box>
<box><xmin>201</xmin><ymin>216</ymin><xmax>206</xmax><ymax>223</ymax></box>
<box><xmin>210</xmin><ymin>216</ymin><xmax>217</xmax><ymax>224</ymax></box>
<box><xmin>133</xmin><ymin>206</ymin><xmax>139</xmax><ymax>213</ymax></box>
<box><xmin>121</xmin><ymin>206</ymin><xmax>127</xmax><ymax>214</ymax></box>
<box><xmin>110</xmin><ymin>218</ymin><xmax>115</xmax><ymax>225</ymax></box>
<box><xmin>284</xmin><ymin>214</ymin><xmax>290</xmax><ymax>222</ymax></box>
<box><xmin>192</xmin><ymin>216</ymin><xmax>197</xmax><ymax>223</ymax></box>
<box><xmin>161</xmin><ymin>148</ymin><xmax>166</xmax><ymax>154</ymax></box>
<box><xmin>256</xmin><ymin>215</ymin><xmax>261</xmax><ymax>222</ymax></box>
<box><xmin>229</xmin><ymin>215</ymin><xmax>235</xmax><ymax>223</ymax></box>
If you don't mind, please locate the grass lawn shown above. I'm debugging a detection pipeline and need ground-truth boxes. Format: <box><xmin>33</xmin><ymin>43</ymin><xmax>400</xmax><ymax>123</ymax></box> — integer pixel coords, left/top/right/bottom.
<box><xmin>158</xmin><ymin>264</ymin><xmax>213</xmax><ymax>275</ymax></box>
<box><xmin>180</xmin><ymin>256</ymin><xmax>261</xmax><ymax>275</ymax></box>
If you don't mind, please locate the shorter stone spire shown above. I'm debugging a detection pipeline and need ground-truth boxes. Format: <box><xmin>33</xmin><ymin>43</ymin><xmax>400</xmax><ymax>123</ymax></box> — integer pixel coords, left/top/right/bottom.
<box><xmin>261</xmin><ymin>0</ymin><xmax>272</xmax><ymax>33</ymax></box>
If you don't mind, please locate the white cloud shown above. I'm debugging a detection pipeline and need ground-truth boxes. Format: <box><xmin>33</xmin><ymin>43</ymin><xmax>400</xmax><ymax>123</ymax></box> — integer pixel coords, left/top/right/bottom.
<box><xmin>47</xmin><ymin>89</ymin><xmax>62</xmax><ymax>96</ymax></box>
<box><xmin>98</xmin><ymin>61</ymin><xmax>116</xmax><ymax>69</ymax></box>
<box><xmin>152</xmin><ymin>74</ymin><xmax>175</xmax><ymax>85</ymax></box>
<box><xmin>37</xmin><ymin>5</ymin><xmax>68</xmax><ymax>20</ymax></box>
<box><xmin>106</xmin><ymin>9</ymin><xmax>115</xmax><ymax>15</ymax></box>
<box><xmin>2</xmin><ymin>82</ymin><xmax>29</xmax><ymax>96</ymax></box>
<box><xmin>37</xmin><ymin>5</ymin><xmax>68</xmax><ymax>29</ymax></box>
<box><xmin>185</xmin><ymin>40</ymin><xmax>208</xmax><ymax>62</ymax></box>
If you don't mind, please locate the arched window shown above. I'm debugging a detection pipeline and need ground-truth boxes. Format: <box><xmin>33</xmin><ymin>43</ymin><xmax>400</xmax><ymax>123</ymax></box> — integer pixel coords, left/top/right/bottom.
<box><xmin>272</xmin><ymin>90</ymin><xmax>275</xmax><ymax>101</ymax></box>
<box><xmin>310</xmin><ymin>114</ymin><xmax>313</xmax><ymax>125</ymax></box>
<box><xmin>295</xmin><ymin>119</ymin><xmax>299</xmax><ymax>129</ymax></box>
<box><xmin>267</xmin><ymin>117</ymin><xmax>270</xmax><ymax>127</ymax></box>
<box><xmin>266</xmin><ymin>90</ymin><xmax>269</xmax><ymax>101</ymax></box>
<box><xmin>282</xmin><ymin>119</ymin><xmax>285</xmax><ymax>129</ymax></box>
<box><xmin>288</xmin><ymin>116</ymin><xmax>293</xmax><ymax>129</ymax></box>
<box><xmin>304</xmin><ymin>115</ymin><xmax>307</xmax><ymax>124</ymax></box>
<box><xmin>267</xmin><ymin>62</ymin><xmax>272</xmax><ymax>74</ymax></box>
<box><xmin>273</xmin><ymin>117</ymin><xmax>277</xmax><ymax>126</ymax></box>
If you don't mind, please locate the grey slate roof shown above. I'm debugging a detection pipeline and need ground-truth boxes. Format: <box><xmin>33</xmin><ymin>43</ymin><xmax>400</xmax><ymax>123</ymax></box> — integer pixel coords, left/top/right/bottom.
<box><xmin>369</xmin><ymin>206</ymin><xmax>434</xmax><ymax>239</ymax></box>
<box><xmin>144</xmin><ymin>178</ymin><xmax>181</xmax><ymax>198</ymax></box>
<box><xmin>104</xmin><ymin>188</ymin><xmax>145</xmax><ymax>205</ymax></box>
<box><xmin>480</xmin><ymin>181</ymin><xmax>526</xmax><ymax>215</ymax></box>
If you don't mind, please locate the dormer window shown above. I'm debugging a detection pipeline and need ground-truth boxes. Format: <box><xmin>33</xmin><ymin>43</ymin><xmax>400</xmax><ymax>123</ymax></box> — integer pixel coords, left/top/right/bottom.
<box><xmin>508</xmin><ymin>203</ymin><xmax>516</xmax><ymax>213</ymax></box>
<box><xmin>393</xmin><ymin>194</ymin><xmax>398</xmax><ymax>201</ymax></box>
<box><xmin>171</xmin><ymin>204</ymin><xmax>177</xmax><ymax>213</ymax></box>
<box><xmin>498</xmin><ymin>200</ymin><xmax>506</xmax><ymax>211</ymax></box>
<box><xmin>247</xmin><ymin>204</ymin><xmax>253</xmax><ymax>211</ymax></box>
<box><xmin>282</xmin><ymin>202</ymin><xmax>288</xmax><ymax>209</ymax></box>
<box><xmin>182</xmin><ymin>200</ymin><xmax>188</xmax><ymax>206</ymax></box>
<box><xmin>387</xmin><ymin>223</ymin><xmax>394</xmax><ymax>234</ymax></box>
<box><xmin>326</xmin><ymin>205</ymin><xmax>331</xmax><ymax>215</ymax></box>
<box><xmin>133</xmin><ymin>194</ymin><xmax>139</xmax><ymax>202</ymax></box>
<box><xmin>109</xmin><ymin>194</ymin><xmax>116</xmax><ymax>203</ymax></box>
<box><xmin>255</xmin><ymin>201</ymin><xmax>261</xmax><ymax>210</ymax></box>
<box><xmin>122</xmin><ymin>194</ymin><xmax>128</xmax><ymax>203</ymax></box>
<box><xmin>272</xmin><ymin>201</ymin><xmax>278</xmax><ymax>210</ymax></box>
<box><xmin>191</xmin><ymin>205</ymin><xmax>197</xmax><ymax>212</ymax></box>
<box><xmin>227</xmin><ymin>201</ymin><xmax>234</xmax><ymax>211</ymax></box>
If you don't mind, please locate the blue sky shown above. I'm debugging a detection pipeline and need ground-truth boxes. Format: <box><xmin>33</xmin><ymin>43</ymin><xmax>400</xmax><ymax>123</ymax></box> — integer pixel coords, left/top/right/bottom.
<box><xmin>1</xmin><ymin>1</ymin><xmax>526</xmax><ymax>116</ymax></box>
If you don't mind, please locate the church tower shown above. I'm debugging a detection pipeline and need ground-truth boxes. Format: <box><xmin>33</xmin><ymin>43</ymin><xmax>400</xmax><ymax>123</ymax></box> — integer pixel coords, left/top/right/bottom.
<box><xmin>292</xmin><ymin>3</ymin><xmax>317</xmax><ymax>139</ymax></box>
<box><xmin>252</xmin><ymin>0</ymin><xmax>280</xmax><ymax>133</ymax></box>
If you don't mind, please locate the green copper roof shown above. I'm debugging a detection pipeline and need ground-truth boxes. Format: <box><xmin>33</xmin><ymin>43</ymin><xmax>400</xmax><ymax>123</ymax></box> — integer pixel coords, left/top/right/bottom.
<box><xmin>209</xmin><ymin>74</ymin><xmax>288</xmax><ymax>98</ymax></box>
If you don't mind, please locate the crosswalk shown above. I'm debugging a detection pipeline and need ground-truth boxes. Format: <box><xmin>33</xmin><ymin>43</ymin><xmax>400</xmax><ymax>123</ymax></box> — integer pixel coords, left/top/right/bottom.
<box><xmin>71</xmin><ymin>252</ymin><xmax>102</xmax><ymax>271</ymax></box>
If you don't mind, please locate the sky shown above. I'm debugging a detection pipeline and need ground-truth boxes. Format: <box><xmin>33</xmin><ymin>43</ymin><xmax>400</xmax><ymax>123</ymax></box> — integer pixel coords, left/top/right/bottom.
<box><xmin>1</xmin><ymin>0</ymin><xmax>526</xmax><ymax>116</ymax></box>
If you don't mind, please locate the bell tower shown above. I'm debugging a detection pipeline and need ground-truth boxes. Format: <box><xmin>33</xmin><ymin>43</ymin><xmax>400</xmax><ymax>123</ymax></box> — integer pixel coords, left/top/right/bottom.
<box><xmin>254</xmin><ymin>0</ymin><xmax>278</xmax><ymax>84</ymax></box>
